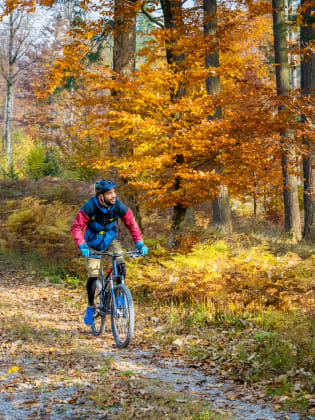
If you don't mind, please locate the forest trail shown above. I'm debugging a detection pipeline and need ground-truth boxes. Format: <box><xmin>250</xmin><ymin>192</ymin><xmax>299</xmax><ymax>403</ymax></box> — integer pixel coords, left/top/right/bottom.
<box><xmin>0</xmin><ymin>268</ymin><xmax>303</xmax><ymax>419</ymax></box>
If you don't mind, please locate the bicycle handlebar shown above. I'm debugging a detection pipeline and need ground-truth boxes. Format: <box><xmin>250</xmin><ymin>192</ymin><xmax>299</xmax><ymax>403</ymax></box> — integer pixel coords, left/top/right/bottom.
<box><xmin>88</xmin><ymin>249</ymin><xmax>140</xmax><ymax>259</ymax></box>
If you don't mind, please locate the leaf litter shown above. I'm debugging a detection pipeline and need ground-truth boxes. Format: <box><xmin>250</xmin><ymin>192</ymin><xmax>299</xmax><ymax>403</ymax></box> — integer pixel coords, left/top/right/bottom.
<box><xmin>0</xmin><ymin>268</ymin><xmax>311</xmax><ymax>419</ymax></box>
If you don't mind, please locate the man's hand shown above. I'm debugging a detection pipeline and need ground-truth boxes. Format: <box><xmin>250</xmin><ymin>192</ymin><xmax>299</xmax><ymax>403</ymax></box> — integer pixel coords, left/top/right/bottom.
<box><xmin>79</xmin><ymin>243</ymin><xmax>90</xmax><ymax>257</ymax></box>
<box><xmin>136</xmin><ymin>240</ymin><xmax>148</xmax><ymax>255</ymax></box>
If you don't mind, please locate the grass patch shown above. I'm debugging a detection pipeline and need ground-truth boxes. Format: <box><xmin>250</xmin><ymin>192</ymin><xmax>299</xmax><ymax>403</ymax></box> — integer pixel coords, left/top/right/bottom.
<box><xmin>91</xmin><ymin>373</ymin><xmax>227</xmax><ymax>420</ymax></box>
<box><xmin>99</xmin><ymin>357</ymin><xmax>115</xmax><ymax>377</ymax></box>
<box><xmin>1</xmin><ymin>316</ymin><xmax>71</xmax><ymax>345</ymax></box>
<box><xmin>188</xmin><ymin>345</ymin><xmax>211</xmax><ymax>360</ymax></box>
<box><xmin>121</xmin><ymin>369</ymin><xmax>134</xmax><ymax>376</ymax></box>
<box><xmin>144</xmin><ymin>302</ymin><xmax>314</xmax><ymax>416</ymax></box>
<box><xmin>5</xmin><ymin>319</ymin><xmax>32</xmax><ymax>339</ymax></box>
<box><xmin>0</xmin><ymin>249</ymin><xmax>85</xmax><ymax>287</ymax></box>
<box><xmin>282</xmin><ymin>398</ymin><xmax>311</xmax><ymax>416</ymax></box>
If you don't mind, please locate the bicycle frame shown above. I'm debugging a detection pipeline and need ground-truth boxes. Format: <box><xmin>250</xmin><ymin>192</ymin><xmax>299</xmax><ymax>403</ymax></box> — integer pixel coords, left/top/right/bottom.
<box><xmin>89</xmin><ymin>250</ymin><xmax>139</xmax><ymax>317</ymax></box>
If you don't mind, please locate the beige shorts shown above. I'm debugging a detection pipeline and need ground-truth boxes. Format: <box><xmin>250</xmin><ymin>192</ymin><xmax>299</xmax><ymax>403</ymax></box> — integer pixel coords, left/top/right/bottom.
<box><xmin>87</xmin><ymin>239</ymin><xmax>125</xmax><ymax>278</ymax></box>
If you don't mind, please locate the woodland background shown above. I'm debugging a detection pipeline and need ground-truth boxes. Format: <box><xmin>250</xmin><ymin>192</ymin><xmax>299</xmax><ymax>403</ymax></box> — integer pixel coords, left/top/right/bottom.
<box><xmin>0</xmin><ymin>0</ymin><xmax>314</xmax><ymax>415</ymax></box>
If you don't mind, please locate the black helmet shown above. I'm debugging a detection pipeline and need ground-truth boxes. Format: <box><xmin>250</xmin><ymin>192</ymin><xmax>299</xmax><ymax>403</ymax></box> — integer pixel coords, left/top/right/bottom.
<box><xmin>94</xmin><ymin>179</ymin><xmax>118</xmax><ymax>194</ymax></box>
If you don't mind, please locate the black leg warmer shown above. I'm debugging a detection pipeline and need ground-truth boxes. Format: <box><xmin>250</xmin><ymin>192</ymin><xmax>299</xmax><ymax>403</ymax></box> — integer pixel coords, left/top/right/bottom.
<box><xmin>86</xmin><ymin>277</ymin><xmax>97</xmax><ymax>306</ymax></box>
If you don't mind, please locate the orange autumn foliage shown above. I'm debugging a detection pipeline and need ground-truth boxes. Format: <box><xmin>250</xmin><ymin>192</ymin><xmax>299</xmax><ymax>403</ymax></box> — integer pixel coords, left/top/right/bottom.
<box><xmin>60</xmin><ymin>4</ymin><xmax>289</xmax><ymax>208</ymax></box>
<box><xmin>3</xmin><ymin>0</ymin><xmax>312</xmax><ymax>211</ymax></box>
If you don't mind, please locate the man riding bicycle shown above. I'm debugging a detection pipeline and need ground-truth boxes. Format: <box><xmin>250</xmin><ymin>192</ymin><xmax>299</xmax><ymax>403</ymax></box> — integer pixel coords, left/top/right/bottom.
<box><xmin>71</xmin><ymin>179</ymin><xmax>148</xmax><ymax>325</ymax></box>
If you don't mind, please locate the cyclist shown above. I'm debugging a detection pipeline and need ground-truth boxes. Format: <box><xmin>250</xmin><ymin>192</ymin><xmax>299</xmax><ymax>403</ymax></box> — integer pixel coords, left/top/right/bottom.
<box><xmin>71</xmin><ymin>179</ymin><xmax>148</xmax><ymax>325</ymax></box>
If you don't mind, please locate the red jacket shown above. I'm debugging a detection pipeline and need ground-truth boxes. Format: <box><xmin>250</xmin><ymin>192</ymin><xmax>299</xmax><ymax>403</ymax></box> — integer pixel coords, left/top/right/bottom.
<box><xmin>71</xmin><ymin>196</ymin><xmax>142</xmax><ymax>250</ymax></box>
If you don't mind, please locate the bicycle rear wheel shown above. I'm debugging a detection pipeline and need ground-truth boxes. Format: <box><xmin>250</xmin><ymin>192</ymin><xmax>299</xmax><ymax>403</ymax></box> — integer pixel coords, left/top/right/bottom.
<box><xmin>91</xmin><ymin>280</ymin><xmax>106</xmax><ymax>337</ymax></box>
<box><xmin>111</xmin><ymin>284</ymin><xmax>134</xmax><ymax>348</ymax></box>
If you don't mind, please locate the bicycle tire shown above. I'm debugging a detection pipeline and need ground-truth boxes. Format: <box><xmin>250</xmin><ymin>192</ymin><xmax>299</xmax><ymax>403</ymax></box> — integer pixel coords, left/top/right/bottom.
<box><xmin>111</xmin><ymin>284</ymin><xmax>134</xmax><ymax>348</ymax></box>
<box><xmin>91</xmin><ymin>280</ymin><xmax>106</xmax><ymax>337</ymax></box>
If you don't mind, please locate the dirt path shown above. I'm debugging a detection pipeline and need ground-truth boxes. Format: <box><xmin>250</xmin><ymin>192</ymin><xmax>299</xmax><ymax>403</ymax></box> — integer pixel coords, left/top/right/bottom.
<box><xmin>0</xmin><ymin>268</ymin><xmax>305</xmax><ymax>419</ymax></box>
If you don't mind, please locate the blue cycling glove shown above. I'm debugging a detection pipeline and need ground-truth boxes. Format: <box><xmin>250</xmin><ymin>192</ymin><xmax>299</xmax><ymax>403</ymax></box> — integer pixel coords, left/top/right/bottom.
<box><xmin>79</xmin><ymin>243</ymin><xmax>90</xmax><ymax>257</ymax></box>
<box><xmin>136</xmin><ymin>240</ymin><xmax>148</xmax><ymax>255</ymax></box>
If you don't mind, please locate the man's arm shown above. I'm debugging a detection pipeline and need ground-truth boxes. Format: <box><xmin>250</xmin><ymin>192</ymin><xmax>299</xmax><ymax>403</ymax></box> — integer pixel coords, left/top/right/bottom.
<box><xmin>71</xmin><ymin>209</ymin><xmax>90</xmax><ymax>247</ymax></box>
<box><xmin>121</xmin><ymin>208</ymin><xmax>143</xmax><ymax>243</ymax></box>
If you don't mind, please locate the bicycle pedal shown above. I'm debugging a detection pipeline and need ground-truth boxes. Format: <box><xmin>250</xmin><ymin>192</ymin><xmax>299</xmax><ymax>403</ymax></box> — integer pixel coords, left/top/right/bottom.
<box><xmin>95</xmin><ymin>310</ymin><xmax>105</xmax><ymax>318</ymax></box>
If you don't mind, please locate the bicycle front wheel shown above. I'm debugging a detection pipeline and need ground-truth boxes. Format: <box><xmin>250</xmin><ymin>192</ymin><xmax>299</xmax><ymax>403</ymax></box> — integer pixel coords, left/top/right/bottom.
<box><xmin>111</xmin><ymin>284</ymin><xmax>134</xmax><ymax>348</ymax></box>
<box><xmin>91</xmin><ymin>280</ymin><xmax>106</xmax><ymax>337</ymax></box>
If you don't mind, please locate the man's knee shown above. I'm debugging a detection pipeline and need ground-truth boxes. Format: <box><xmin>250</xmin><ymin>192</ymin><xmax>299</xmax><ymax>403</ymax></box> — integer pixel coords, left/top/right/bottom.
<box><xmin>87</xmin><ymin>257</ymin><xmax>101</xmax><ymax>278</ymax></box>
<box><xmin>108</xmin><ymin>239</ymin><xmax>125</xmax><ymax>264</ymax></box>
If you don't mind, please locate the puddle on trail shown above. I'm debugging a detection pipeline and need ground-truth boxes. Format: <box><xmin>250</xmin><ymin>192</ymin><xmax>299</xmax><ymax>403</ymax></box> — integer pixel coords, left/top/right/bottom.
<box><xmin>107</xmin><ymin>348</ymin><xmax>305</xmax><ymax>420</ymax></box>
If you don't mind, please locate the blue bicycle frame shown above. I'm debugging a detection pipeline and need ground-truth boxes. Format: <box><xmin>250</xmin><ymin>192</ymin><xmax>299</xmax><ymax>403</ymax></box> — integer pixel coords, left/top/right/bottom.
<box><xmin>89</xmin><ymin>250</ymin><xmax>139</xmax><ymax>317</ymax></box>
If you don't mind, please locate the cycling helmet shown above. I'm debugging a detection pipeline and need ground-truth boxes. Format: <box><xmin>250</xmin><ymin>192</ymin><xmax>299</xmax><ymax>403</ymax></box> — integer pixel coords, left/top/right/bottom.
<box><xmin>94</xmin><ymin>179</ymin><xmax>118</xmax><ymax>194</ymax></box>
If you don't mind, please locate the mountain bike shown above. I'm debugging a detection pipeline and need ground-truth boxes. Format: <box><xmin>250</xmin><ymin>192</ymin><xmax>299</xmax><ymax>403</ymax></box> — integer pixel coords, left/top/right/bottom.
<box><xmin>88</xmin><ymin>249</ymin><xmax>139</xmax><ymax>348</ymax></box>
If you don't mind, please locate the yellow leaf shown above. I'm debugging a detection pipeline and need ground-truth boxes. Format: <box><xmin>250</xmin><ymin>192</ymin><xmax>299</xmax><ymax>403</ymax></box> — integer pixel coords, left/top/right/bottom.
<box><xmin>8</xmin><ymin>366</ymin><xmax>20</xmax><ymax>373</ymax></box>
<box><xmin>229</xmin><ymin>302</ymin><xmax>237</xmax><ymax>311</ymax></box>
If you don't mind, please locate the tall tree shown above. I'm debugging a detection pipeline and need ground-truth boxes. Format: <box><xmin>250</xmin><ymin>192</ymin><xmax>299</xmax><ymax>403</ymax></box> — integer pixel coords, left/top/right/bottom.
<box><xmin>111</xmin><ymin>0</ymin><xmax>142</xmax><ymax>229</ymax></box>
<box><xmin>113</xmin><ymin>0</ymin><xmax>136</xmax><ymax>77</ymax></box>
<box><xmin>301</xmin><ymin>0</ymin><xmax>315</xmax><ymax>241</ymax></box>
<box><xmin>203</xmin><ymin>0</ymin><xmax>232</xmax><ymax>234</ymax></box>
<box><xmin>272</xmin><ymin>0</ymin><xmax>301</xmax><ymax>240</ymax></box>
<box><xmin>160</xmin><ymin>0</ymin><xmax>187</xmax><ymax>249</ymax></box>
<box><xmin>0</xmin><ymin>3</ymin><xmax>42</xmax><ymax>166</ymax></box>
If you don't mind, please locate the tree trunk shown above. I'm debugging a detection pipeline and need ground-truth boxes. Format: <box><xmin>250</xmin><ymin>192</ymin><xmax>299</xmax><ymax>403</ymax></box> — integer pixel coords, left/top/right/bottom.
<box><xmin>254</xmin><ymin>197</ymin><xmax>257</xmax><ymax>219</ymax></box>
<box><xmin>113</xmin><ymin>0</ymin><xmax>136</xmax><ymax>76</ymax></box>
<box><xmin>203</xmin><ymin>0</ymin><xmax>233</xmax><ymax>234</ymax></box>
<box><xmin>272</xmin><ymin>0</ymin><xmax>301</xmax><ymax>240</ymax></box>
<box><xmin>111</xmin><ymin>0</ymin><xmax>142</xmax><ymax>228</ymax></box>
<box><xmin>185</xmin><ymin>207</ymin><xmax>195</xmax><ymax>226</ymax></box>
<box><xmin>286</xmin><ymin>0</ymin><xmax>298</xmax><ymax>89</ymax></box>
<box><xmin>282</xmin><ymin>150</ymin><xmax>301</xmax><ymax>236</ymax></box>
<box><xmin>161</xmin><ymin>0</ymin><xmax>187</xmax><ymax>248</ymax></box>
<box><xmin>4</xmin><ymin>11</ymin><xmax>15</xmax><ymax>167</ymax></box>
<box><xmin>212</xmin><ymin>184</ymin><xmax>233</xmax><ymax>233</ymax></box>
<box><xmin>68</xmin><ymin>87</ymin><xmax>74</xmax><ymax>154</ymax></box>
<box><xmin>301</xmin><ymin>0</ymin><xmax>315</xmax><ymax>241</ymax></box>
<box><xmin>4</xmin><ymin>82</ymin><xmax>13</xmax><ymax>166</ymax></box>
<box><xmin>4</xmin><ymin>79</ymin><xmax>14</xmax><ymax>167</ymax></box>
<box><xmin>168</xmin><ymin>204</ymin><xmax>187</xmax><ymax>249</ymax></box>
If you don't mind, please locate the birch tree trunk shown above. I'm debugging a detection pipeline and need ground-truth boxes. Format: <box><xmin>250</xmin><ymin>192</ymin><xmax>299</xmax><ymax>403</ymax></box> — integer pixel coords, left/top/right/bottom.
<box><xmin>4</xmin><ymin>82</ymin><xmax>13</xmax><ymax>165</ymax></box>
<box><xmin>286</xmin><ymin>0</ymin><xmax>298</xmax><ymax>89</ymax></box>
<box><xmin>0</xmin><ymin>8</ymin><xmax>41</xmax><ymax>168</ymax></box>
<box><xmin>203</xmin><ymin>0</ymin><xmax>233</xmax><ymax>234</ymax></box>
<box><xmin>3</xmin><ymin>11</ymin><xmax>15</xmax><ymax>166</ymax></box>
<box><xmin>301</xmin><ymin>0</ymin><xmax>315</xmax><ymax>241</ymax></box>
<box><xmin>272</xmin><ymin>0</ymin><xmax>302</xmax><ymax>240</ymax></box>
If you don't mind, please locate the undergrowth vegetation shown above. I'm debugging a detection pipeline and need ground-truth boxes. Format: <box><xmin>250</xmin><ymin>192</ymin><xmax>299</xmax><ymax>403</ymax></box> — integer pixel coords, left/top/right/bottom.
<box><xmin>128</xmin><ymin>235</ymin><xmax>314</xmax><ymax>315</ymax></box>
<box><xmin>141</xmin><ymin>304</ymin><xmax>314</xmax><ymax>415</ymax></box>
<box><xmin>0</xmin><ymin>179</ymin><xmax>314</xmax><ymax>415</ymax></box>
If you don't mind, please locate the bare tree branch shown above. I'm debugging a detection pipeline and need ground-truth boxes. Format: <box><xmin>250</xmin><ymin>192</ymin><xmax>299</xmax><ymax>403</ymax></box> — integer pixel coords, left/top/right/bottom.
<box><xmin>140</xmin><ymin>5</ymin><xmax>164</xmax><ymax>28</ymax></box>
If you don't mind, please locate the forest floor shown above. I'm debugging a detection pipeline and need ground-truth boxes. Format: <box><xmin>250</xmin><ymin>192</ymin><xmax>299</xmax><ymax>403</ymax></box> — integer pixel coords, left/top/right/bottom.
<box><xmin>0</xmin><ymin>266</ymin><xmax>312</xmax><ymax>420</ymax></box>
